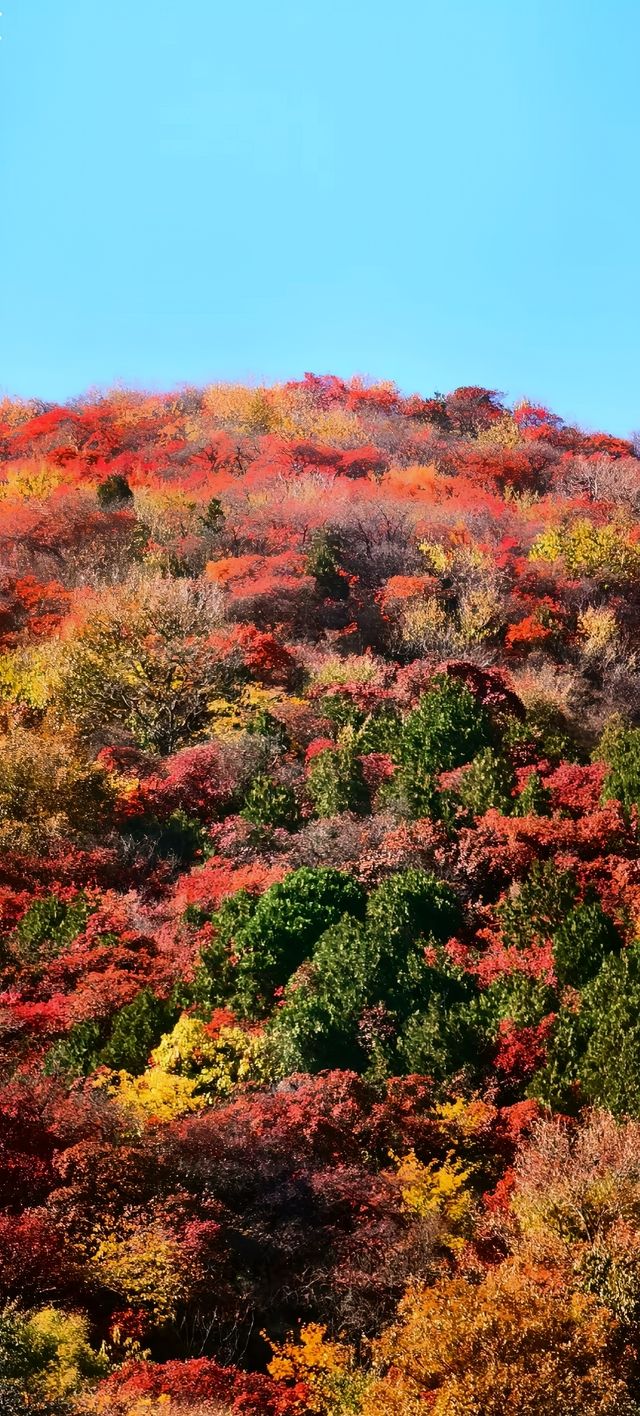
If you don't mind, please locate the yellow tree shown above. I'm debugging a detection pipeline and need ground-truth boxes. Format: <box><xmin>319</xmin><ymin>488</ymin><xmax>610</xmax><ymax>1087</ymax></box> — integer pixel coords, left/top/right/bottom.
<box><xmin>59</xmin><ymin>576</ymin><xmax>228</xmax><ymax>754</ymax></box>
<box><xmin>362</xmin><ymin>1260</ymin><xmax>638</xmax><ymax>1416</ymax></box>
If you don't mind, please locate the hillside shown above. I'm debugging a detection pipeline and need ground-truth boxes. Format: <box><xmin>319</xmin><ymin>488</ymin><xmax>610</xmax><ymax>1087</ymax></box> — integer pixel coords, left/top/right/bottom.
<box><xmin>3</xmin><ymin>375</ymin><xmax>640</xmax><ymax>1413</ymax></box>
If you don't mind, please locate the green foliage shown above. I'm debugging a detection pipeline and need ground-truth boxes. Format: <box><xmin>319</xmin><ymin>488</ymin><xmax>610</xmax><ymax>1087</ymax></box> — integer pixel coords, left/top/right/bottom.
<box><xmin>265</xmin><ymin>918</ymin><xmax>374</xmax><ymax>1075</ymax></box>
<box><xmin>200</xmin><ymin>495</ymin><xmax>224</xmax><ymax>531</ymax></box>
<box><xmin>401</xmin><ymin>675</ymin><xmax>492</xmax><ymax>774</ymax></box>
<box><xmin>155</xmin><ymin>808</ymin><xmax>208</xmax><ymax>862</ymax></box>
<box><xmin>578</xmin><ymin>946</ymin><xmax>640</xmax><ymax>1116</ymax></box>
<box><xmin>232</xmin><ymin>866</ymin><xmax>366</xmax><ymax>1019</ymax></box>
<box><xmin>478</xmin><ymin>972</ymin><xmax>556</xmax><ymax>1032</ymax></box>
<box><xmin>245</xmin><ymin>706</ymin><xmax>290</xmax><ymax>749</ymax></box>
<box><xmin>305</xmin><ymin>531</ymin><xmax>349</xmax><ymax>599</ymax></box>
<box><xmin>131</xmin><ymin>808</ymin><xmax>208</xmax><ymax>865</ymax></box>
<box><xmin>457</xmin><ymin>748</ymin><xmax>513</xmax><ymax>816</ymax></box>
<box><xmin>398</xmin><ymin>675</ymin><xmax>492</xmax><ymax>815</ymax></box>
<box><xmin>512</xmin><ymin>770</ymin><xmax>552</xmax><ymax>817</ymax></box>
<box><xmin>532</xmin><ymin>945</ymin><xmax>640</xmax><ymax>1115</ymax></box>
<box><xmin>266</xmin><ymin>870</ymin><xmax>468</xmax><ymax>1078</ymax></box>
<box><xmin>320</xmin><ymin>693</ymin><xmax>364</xmax><ymax>732</ymax></box>
<box><xmin>597</xmin><ymin>718</ymin><xmax>640</xmax><ymax>813</ymax></box>
<box><xmin>504</xmin><ymin>700</ymin><xmax>577</xmax><ymax>764</ymax></box>
<box><xmin>552</xmin><ymin>901</ymin><xmax>622</xmax><ymax>989</ymax></box>
<box><xmin>12</xmin><ymin>893</ymin><xmax>89</xmax><ymax>965</ymax></box>
<box><xmin>498</xmin><ymin>861</ymin><xmax>577</xmax><ymax>951</ymax></box>
<box><xmin>398</xmin><ymin>992</ymin><xmax>481</xmax><ymax>1080</ymax></box>
<box><xmin>382</xmin><ymin>766</ymin><xmax>458</xmax><ymax>825</ymax></box>
<box><xmin>100</xmin><ymin>989</ymin><xmax>178</xmax><ymax>1074</ymax></box>
<box><xmin>241</xmin><ymin>772</ymin><xmax>299</xmax><ymax>829</ymax></box>
<box><xmin>356</xmin><ymin>706</ymin><xmax>403</xmax><ymax>756</ymax></box>
<box><xmin>307</xmin><ymin>738</ymin><xmax>368</xmax><ymax>817</ymax></box>
<box><xmin>45</xmin><ymin>1019</ymin><xmax>104</xmax><ymax>1079</ymax></box>
<box><xmin>365</xmin><ymin>867</ymin><xmax>461</xmax><ymax>947</ymax></box>
<box><xmin>195</xmin><ymin>867</ymin><xmax>367</xmax><ymax>1020</ymax></box>
<box><xmin>189</xmin><ymin>888</ymin><xmax>256</xmax><ymax>1010</ymax></box>
<box><xmin>528</xmin><ymin>1006</ymin><xmax>586</xmax><ymax>1112</ymax></box>
<box><xmin>47</xmin><ymin>990</ymin><xmax>177</xmax><ymax>1078</ymax></box>
<box><xmin>0</xmin><ymin>1304</ymin><xmax>106</xmax><ymax>1411</ymax></box>
<box><xmin>96</xmin><ymin>473</ymin><xmax>133</xmax><ymax>507</ymax></box>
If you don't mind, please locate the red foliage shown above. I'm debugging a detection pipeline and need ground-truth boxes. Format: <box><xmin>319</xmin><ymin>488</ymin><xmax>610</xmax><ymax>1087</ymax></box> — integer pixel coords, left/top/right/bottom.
<box><xmin>493</xmin><ymin>1017</ymin><xmax>556</xmax><ymax>1088</ymax></box>
<box><xmin>544</xmin><ymin>762</ymin><xmax>607</xmax><ymax>815</ymax></box>
<box><xmin>2</xmin><ymin>375</ymin><xmax>640</xmax><ymax>1398</ymax></box>
<box><xmin>96</xmin><ymin>1358</ymin><xmax>306</xmax><ymax>1414</ymax></box>
<box><xmin>211</xmin><ymin>623</ymin><xmax>297</xmax><ymax>685</ymax></box>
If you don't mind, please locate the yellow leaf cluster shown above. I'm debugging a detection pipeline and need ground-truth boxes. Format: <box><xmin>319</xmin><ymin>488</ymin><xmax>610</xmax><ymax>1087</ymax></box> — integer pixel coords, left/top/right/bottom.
<box><xmin>269</xmin><ymin>1322</ymin><xmax>367</xmax><ymax>1415</ymax></box>
<box><xmin>400</xmin><ymin>598</ymin><xmax>450</xmax><ymax>654</ymax></box>
<box><xmin>531</xmin><ymin>520</ymin><xmax>640</xmax><ymax>581</ymax></box>
<box><xmin>392</xmin><ymin>1149</ymin><xmax>473</xmax><ymax>1247</ymax></box>
<box><xmin>418</xmin><ymin>539</ymin><xmax>450</xmax><ymax>573</ymax></box>
<box><xmin>151</xmin><ymin>1013</ymin><xmax>265</xmax><ymax>1098</ymax></box>
<box><xmin>577</xmin><ymin>605</ymin><xmax>619</xmax><ymax>655</ymax></box>
<box><xmin>475</xmin><ymin>412</ymin><xmax>521</xmax><ymax>450</ymax></box>
<box><xmin>0</xmin><ymin>640</ymin><xmax>64</xmax><ymax>710</ymax></box>
<box><xmin>436</xmin><ymin>1094</ymin><xmax>494</xmax><ymax>1138</ymax></box>
<box><xmin>457</xmin><ymin>587</ymin><xmax>502</xmax><ymax>645</ymax></box>
<box><xmin>89</xmin><ymin>1224</ymin><xmax>186</xmax><ymax>1324</ymax></box>
<box><xmin>104</xmin><ymin>1066</ymin><xmax>204</xmax><ymax>1122</ymax></box>
<box><xmin>308</xmin><ymin>653</ymin><xmax>381</xmax><ymax>689</ymax></box>
<box><xmin>361</xmin><ymin>1263</ymin><xmax>635</xmax><ymax>1416</ymax></box>
<box><xmin>25</xmin><ymin>1306</ymin><xmax>107</xmax><ymax>1401</ymax></box>
<box><xmin>0</xmin><ymin>459</ymin><xmax>65</xmax><ymax>500</ymax></box>
<box><xmin>206</xmin><ymin>684</ymin><xmax>290</xmax><ymax>737</ymax></box>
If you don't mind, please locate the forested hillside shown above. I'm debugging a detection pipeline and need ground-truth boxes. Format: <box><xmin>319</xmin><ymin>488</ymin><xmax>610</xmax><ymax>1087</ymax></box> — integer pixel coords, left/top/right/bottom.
<box><xmin>4</xmin><ymin>374</ymin><xmax>640</xmax><ymax>1413</ymax></box>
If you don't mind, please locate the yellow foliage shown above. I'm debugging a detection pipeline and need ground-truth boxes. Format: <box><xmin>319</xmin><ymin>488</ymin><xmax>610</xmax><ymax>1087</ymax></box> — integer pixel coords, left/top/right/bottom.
<box><xmin>0</xmin><ymin>459</ymin><xmax>65</xmax><ymax>500</ymax></box>
<box><xmin>308</xmin><ymin>653</ymin><xmax>381</xmax><ymax>689</ymax></box>
<box><xmin>503</xmin><ymin>485</ymin><xmax>541</xmax><ymax>511</ymax></box>
<box><xmin>475</xmin><ymin>412</ymin><xmax>521</xmax><ymax>450</ymax></box>
<box><xmin>25</xmin><ymin>1306</ymin><xmax>107</xmax><ymax>1400</ymax></box>
<box><xmin>362</xmin><ymin>1262</ymin><xmax>635</xmax><ymax>1416</ymax></box>
<box><xmin>0</xmin><ymin>640</ymin><xmax>64</xmax><ymax>710</ymax></box>
<box><xmin>456</xmin><ymin>587</ymin><xmax>502</xmax><ymax>645</ymax></box>
<box><xmin>0</xmin><ymin>725</ymin><xmax>112</xmax><ymax>850</ymax></box>
<box><xmin>206</xmin><ymin>697</ymin><xmax>248</xmax><ymax>734</ymax></box>
<box><xmin>313</xmin><ymin>407</ymin><xmax>370</xmax><ymax>446</ymax></box>
<box><xmin>201</xmin><ymin>380</ymin><xmax>370</xmax><ymax>446</ymax></box>
<box><xmin>269</xmin><ymin>1322</ymin><xmax>352</xmax><ymax>1382</ymax></box>
<box><xmin>400</xmin><ymin>598</ymin><xmax>450</xmax><ymax>654</ymax></box>
<box><xmin>134</xmin><ymin>488</ymin><xmax>203</xmax><ymax>549</ymax></box>
<box><xmin>201</xmin><ymin>381</ymin><xmax>264</xmax><ymax>427</ymax></box>
<box><xmin>205</xmin><ymin>684</ymin><xmax>292</xmax><ymax>737</ymax></box>
<box><xmin>101</xmin><ymin>1067</ymin><xmax>204</xmax><ymax>1122</ymax></box>
<box><xmin>0</xmin><ymin>396</ymin><xmax>40</xmax><ymax>429</ymax></box>
<box><xmin>418</xmin><ymin>539</ymin><xmax>450</xmax><ymax>573</ymax></box>
<box><xmin>89</xmin><ymin>1223</ymin><xmax>186</xmax><ymax>1324</ymax></box>
<box><xmin>84</xmin><ymin>1400</ymin><xmax>231</xmax><ymax>1415</ymax></box>
<box><xmin>436</xmin><ymin>1094</ymin><xmax>494</xmax><ymax>1138</ymax></box>
<box><xmin>531</xmin><ymin>520</ymin><xmax>640</xmax><ymax>581</ymax></box>
<box><xmin>392</xmin><ymin>1149</ymin><xmax>474</xmax><ymax>1247</ymax></box>
<box><xmin>151</xmin><ymin>1013</ymin><xmax>266</xmax><ymax>1098</ymax></box>
<box><xmin>269</xmin><ymin>1323</ymin><xmax>367</xmax><ymax>1414</ymax></box>
<box><xmin>578</xmin><ymin>605</ymin><xmax>619</xmax><ymax>655</ymax></box>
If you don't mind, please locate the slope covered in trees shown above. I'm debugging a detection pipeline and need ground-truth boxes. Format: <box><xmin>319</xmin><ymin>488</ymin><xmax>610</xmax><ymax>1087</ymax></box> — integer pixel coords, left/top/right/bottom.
<box><xmin>3</xmin><ymin>374</ymin><xmax>640</xmax><ymax>1411</ymax></box>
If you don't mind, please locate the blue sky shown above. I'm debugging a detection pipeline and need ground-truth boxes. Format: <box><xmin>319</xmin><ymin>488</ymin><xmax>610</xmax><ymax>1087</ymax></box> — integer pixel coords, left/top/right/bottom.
<box><xmin>2</xmin><ymin>0</ymin><xmax>640</xmax><ymax>432</ymax></box>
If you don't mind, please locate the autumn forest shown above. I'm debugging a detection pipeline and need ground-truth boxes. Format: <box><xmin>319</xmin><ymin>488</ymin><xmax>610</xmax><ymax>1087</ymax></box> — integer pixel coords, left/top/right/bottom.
<box><xmin>4</xmin><ymin>373</ymin><xmax>640</xmax><ymax>1413</ymax></box>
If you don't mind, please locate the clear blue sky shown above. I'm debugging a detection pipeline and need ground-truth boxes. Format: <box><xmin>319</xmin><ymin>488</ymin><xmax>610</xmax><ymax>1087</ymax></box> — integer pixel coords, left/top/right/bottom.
<box><xmin>2</xmin><ymin>0</ymin><xmax>640</xmax><ymax>432</ymax></box>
